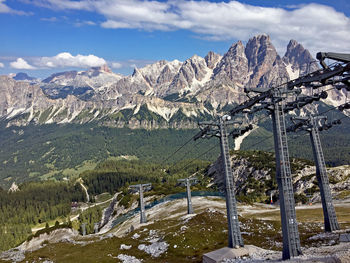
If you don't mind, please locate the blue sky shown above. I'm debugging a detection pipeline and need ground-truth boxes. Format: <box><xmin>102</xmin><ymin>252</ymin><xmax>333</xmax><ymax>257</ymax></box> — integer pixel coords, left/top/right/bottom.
<box><xmin>0</xmin><ymin>0</ymin><xmax>349</xmax><ymax>78</ymax></box>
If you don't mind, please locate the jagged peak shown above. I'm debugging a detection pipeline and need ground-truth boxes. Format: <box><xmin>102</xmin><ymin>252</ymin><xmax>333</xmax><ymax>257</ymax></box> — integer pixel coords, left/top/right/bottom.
<box><xmin>226</xmin><ymin>40</ymin><xmax>245</xmax><ymax>55</ymax></box>
<box><xmin>248</xmin><ymin>33</ymin><xmax>270</xmax><ymax>42</ymax></box>
<box><xmin>132</xmin><ymin>67</ymin><xmax>142</xmax><ymax>77</ymax></box>
<box><xmin>189</xmin><ymin>54</ymin><xmax>205</xmax><ymax>62</ymax></box>
<box><xmin>205</xmin><ymin>51</ymin><xmax>222</xmax><ymax>69</ymax></box>
<box><xmin>287</xmin><ymin>39</ymin><xmax>299</xmax><ymax>49</ymax></box>
<box><xmin>284</xmin><ymin>39</ymin><xmax>306</xmax><ymax>55</ymax></box>
<box><xmin>283</xmin><ymin>39</ymin><xmax>314</xmax><ymax>66</ymax></box>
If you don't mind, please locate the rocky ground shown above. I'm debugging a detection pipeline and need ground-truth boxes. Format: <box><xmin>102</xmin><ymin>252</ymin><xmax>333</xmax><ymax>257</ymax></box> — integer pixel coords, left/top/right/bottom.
<box><xmin>1</xmin><ymin>197</ymin><xmax>350</xmax><ymax>263</ymax></box>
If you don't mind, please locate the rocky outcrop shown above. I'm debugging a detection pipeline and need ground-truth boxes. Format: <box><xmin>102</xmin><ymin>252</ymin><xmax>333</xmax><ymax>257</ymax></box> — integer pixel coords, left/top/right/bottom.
<box><xmin>208</xmin><ymin>151</ymin><xmax>350</xmax><ymax>203</ymax></box>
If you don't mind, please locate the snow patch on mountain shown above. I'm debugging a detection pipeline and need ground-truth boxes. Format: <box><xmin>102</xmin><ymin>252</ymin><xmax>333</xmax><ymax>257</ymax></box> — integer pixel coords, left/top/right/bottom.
<box><xmin>285</xmin><ymin>63</ymin><xmax>300</xmax><ymax>80</ymax></box>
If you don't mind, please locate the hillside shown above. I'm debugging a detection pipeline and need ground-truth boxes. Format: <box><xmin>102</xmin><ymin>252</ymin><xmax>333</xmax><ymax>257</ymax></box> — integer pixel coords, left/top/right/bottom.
<box><xmin>1</xmin><ymin>155</ymin><xmax>349</xmax><ymax>255</ymax></box>
<box><xmin>1</xmin><ymin>196</ymin><xmax>349</xmax><ymax>263</ymax></box>
<box><xmin>208</xmin><ymin>150</ymin><xmax>350</xmax><ymax>203</ymax></box>
<box><xmin>1</xmin><ymin>106</ymin><xmax>350</xmax><ymax>189</ymax></box>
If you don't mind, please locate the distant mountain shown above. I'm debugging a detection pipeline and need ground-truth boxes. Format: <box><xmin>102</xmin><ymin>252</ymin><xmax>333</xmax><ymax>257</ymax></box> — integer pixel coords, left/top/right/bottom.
<box><xmin>12</xmin><ymin>72</ymin><xmax>36</xmax><ymax>81</ymax></box>
<box><xmin>0</xmin><ymin>34</ymin><xmax>348</xmax><ymax>129</ymax></box>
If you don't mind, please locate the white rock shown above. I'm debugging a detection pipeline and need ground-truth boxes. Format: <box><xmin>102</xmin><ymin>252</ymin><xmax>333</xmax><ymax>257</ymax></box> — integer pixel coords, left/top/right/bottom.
<box><xmin>132</xmin><ymin>233</ymin><xmax>140</xmax><ymax>239</ymax></box>
<box><xmin>117</xmin><ymin>254</ymin><xmax>141</xmax><ymax>263</ymax></box>
<box><xmin>120</xmin><ymin>244</ymin><xmax>132</xmax><ymax>250</ymax></box>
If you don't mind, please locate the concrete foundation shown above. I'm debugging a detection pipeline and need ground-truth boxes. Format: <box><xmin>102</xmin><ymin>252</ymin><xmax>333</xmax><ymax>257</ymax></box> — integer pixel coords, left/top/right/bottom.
<box><xmin>203</xmin><ymin>246</ymin><xmax>256</xmax><ymax>263</ymax></box>
<box><xmin>339</xmin><ymin>233</ymin><xmax>350</xmax><ymax>242</ymax></box>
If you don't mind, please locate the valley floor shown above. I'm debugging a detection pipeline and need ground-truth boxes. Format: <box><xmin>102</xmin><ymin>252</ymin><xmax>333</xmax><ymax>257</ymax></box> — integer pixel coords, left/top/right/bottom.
<box><xmin>1</xmin><ymin>197</ymin><xmax>350</xmax><ymax>263</ymax></box>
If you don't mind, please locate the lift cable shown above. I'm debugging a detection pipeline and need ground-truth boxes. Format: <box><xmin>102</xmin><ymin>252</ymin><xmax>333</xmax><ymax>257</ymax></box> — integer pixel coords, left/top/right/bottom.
<box><xmin>167</xmin><ymin>139</ymin><xmax>205</xmax><ymax>171</ymax></box>
<box><xmin>175</xmin><ymin>144</ymin><xmax>218</xmax><ymax>172</ymax></box>
<box><xmin>162</xmin><ymin>133</ymin><xmax>198</xmax><ymax>164</ymax></box>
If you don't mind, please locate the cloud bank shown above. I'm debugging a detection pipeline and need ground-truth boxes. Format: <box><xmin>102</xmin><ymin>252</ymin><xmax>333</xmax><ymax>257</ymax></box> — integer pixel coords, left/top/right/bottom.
<box><xmin>10</xmin><ymin>58</ymin><xmax>36</xmax><ymax>69</ymax></box>
<box><xmin>34</xmin><ymin>52</ymin><xmax>106</xmax><ymax>68</ymax></box>
<box><xmin>9</xmin><ymin>53</ymin><xmax>107</xmax><ymax>70</ymax></box>
<box><xmin>30</xmin><ymin>0</ymin><xmax>350</xmax><ymax>55</ymax></box>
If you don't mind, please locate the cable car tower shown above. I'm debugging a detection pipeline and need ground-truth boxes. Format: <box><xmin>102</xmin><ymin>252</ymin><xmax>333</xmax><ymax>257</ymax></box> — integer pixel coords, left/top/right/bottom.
<box><xmin>194</xmin><ymin>116</ymin><xmax>253</xmax><ymax>248</ymax></box>
<box><xmin>177</xmin><ymin>177</ymin><xmax>197</xmax><ymax>214</ymax></box>
<box><xmin>288</xmin><ymin>115</ymin><xmax>341</xmax><ymax>231</ymax></box>
<box><xmin>130</xmin><ymin>183</ymin><xmax>152</xmax><ymax>224</ymax></box>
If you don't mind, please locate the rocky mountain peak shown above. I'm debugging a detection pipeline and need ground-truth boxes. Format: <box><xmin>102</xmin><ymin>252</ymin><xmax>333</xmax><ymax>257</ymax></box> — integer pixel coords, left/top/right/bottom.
<box><xmin>244</xmin><ymin>34</ymin><xmax>279</xmax><ymax>88</ymax></box>
<box><xmin>1</xmin><ymin>35</ymin><xmax>343</xmax><ymax>130</ymax></box>
<box><xmin>205</xmin><ymin>51</ymin><xmax>221</xmax><ymax>69</ymax></box>
<box><xmin>213</xmin><ymin>40</ymin><xmax>248</xmax><ymax>84</ymax></box>
<box><xmin>283</xmin><ymin>39</ymin><xmax>318</xmax><ymax>76</ymax></box>
<box><xmin>245</xmin><ymin>34</ymin><xmax>277</xmax><ymax>70</ymax></box>
<box><xmin>170</xmin><ymin>55</ymin><xmax>208</xmax><ymax>91</ymax></box>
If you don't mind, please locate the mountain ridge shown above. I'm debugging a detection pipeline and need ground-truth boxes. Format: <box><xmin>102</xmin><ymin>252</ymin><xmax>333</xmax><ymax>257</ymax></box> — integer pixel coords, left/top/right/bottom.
<box><xmin>2</xmin><ymin>34</ymin><xmax>348</xmax><ymax>129</ymax></box>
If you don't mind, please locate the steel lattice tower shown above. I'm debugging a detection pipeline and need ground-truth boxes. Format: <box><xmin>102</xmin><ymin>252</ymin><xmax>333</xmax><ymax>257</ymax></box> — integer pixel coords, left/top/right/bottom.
<box><xmin>289</xmin><ymin>115</ymin><xmax>340</xmax><ymax>232</ymax></box>
<box><xmin>195</xmin><ymin>115</ymin><xmax>245</xmax><ymax>248</ymax></box>
<box><xmin>226</xmin><ymin>51</ymin><xmax>350</xmax><ymax>260</ymax></box>
<box><xmin>130</xmin><ymin>183</ymin><xmax>151</xmax><ymax>224</ymax></box>
<box><xmin>271</xmin><ymin>91</ymin><xmax>302</xmax><ymax>260</ymax></box>
<box><xmin>309</xmin><ymin>117</ymin><xmax>339</xmax><ymax>231</ymax></box>
<box><xmin>219</xmin><ymin>117</ymin><xmax>244</xmax><ymax>248</ymax></box>
<box><xmin>178</xmin><ymin>178</ymin><xmax>196</xmax><ymax>214</ymax></box>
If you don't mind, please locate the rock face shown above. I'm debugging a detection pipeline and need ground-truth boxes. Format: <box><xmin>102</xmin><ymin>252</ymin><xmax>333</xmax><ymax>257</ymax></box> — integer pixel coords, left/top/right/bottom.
<box><xmin>207</xmin><ymin>151</ymin><xmax>350</xmax><ymax>203</ymax></box>
<box><xmin>0</xmin><ymin>35</ymin><xmax>346</xmax><ymax>129</ymax></box>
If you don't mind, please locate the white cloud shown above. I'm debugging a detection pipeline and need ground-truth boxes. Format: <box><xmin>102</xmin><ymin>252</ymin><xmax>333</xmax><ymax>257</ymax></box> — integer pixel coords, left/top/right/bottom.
<box><xmin>0</xmin><ymin>0</ymin><xmax>11</xmax><ymax>13</ymax></box>
<box><xmin>0</xmin><ymin>62</ymin><xmax>4</xmax><ymax>68</ymax></box>
<box><xmin>74</xmin><ymin>20</ymin><xmax>96</xmax><ymax>27</ymax></box>
<box><xmin>34</xmin><ymin>52</ymin><xmax>106</xmax><ymax>68</ymax></box>
<box><xmin>31</xmin><ymin>0</ymin><xmax>350</xmax><ymax>55</ymax></box>
<box><xmin>110</xmin><ymin>62</ymin><xmax>122</xmax><ymax>69</ymax></box>
<box><xmin>10</xmin><ymin>58</ymin><xmax>36</xmax><ymax>69</ymax></box>
<box><xmin>40</xmin><ymin>16</ymin><xmax>58</xmax><ymax>22</ymax></box>
<box><xmin>0</xmin><ymin>0</ymin><xmax>30</xmax><ymax>15</ymax></box>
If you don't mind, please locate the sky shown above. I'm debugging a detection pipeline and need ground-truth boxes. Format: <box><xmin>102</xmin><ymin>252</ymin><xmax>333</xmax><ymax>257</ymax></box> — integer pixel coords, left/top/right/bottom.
<box><xmin>0</xmin><ymin>0</ymin><xmax>349</xmax><ymax>78</ymax></box>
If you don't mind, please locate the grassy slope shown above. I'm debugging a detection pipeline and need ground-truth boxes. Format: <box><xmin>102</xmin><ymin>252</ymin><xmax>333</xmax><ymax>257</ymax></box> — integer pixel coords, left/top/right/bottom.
<box><xmin>5</xmin><ymin>198</ymin><xmax>350</xmax><ymax>263</ymax></box>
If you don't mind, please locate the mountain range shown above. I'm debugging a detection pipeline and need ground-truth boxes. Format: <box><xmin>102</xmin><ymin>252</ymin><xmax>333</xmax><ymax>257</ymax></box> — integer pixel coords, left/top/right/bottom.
<box><xmin>2</xmin><ymin>34</ymin><xmax>348</xmax><ymax>129</ymax></box>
